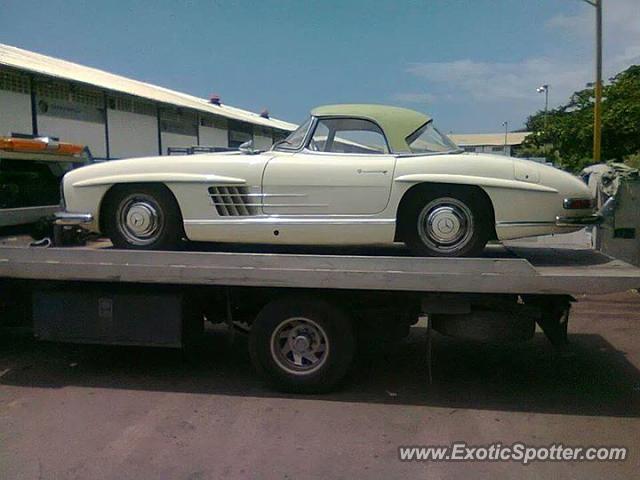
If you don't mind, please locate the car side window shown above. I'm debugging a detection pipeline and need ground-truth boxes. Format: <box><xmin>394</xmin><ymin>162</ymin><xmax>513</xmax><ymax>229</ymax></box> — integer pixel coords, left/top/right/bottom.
<box><xmin>309</xmin><ymin>118</ymin><xmax>389</xmax><ymax>154</ymax></box>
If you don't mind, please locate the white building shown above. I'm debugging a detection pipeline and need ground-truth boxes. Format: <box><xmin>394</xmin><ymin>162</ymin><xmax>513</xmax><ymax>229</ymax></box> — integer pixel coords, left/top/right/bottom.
<box><xmin>0</xmin><ymin>44</ymin><xmax>296</xmax><ymax>160</ymax></box>
<box><xmin>448</xmin><ymin>132</ymin><xmax>532</xmax><ymax>157</ymax></box>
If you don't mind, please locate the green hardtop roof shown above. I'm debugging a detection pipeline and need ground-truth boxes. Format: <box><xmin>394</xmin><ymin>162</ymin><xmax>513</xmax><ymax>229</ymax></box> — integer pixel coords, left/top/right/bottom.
<box><xmin>310</xmin><ymin>104</ymin><xmax>431</xmax><ymax>153</ymax></box>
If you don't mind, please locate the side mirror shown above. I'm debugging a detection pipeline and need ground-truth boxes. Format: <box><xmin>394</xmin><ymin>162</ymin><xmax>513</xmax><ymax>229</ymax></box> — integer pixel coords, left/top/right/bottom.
<box><xmin>239</xmin><ymin>139</ymin><xmax>259</xmax><ymax>154</ymax></box>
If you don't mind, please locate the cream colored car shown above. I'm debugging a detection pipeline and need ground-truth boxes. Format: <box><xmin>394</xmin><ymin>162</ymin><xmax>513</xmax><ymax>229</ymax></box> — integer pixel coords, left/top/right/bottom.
<box><xmin>56</xmin><ymin>104</ymin><xmax>600</xmax><ymax>256</ymax></box>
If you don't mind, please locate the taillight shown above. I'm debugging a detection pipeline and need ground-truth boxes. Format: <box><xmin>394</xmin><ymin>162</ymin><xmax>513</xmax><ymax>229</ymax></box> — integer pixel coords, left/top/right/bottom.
<box><xmin>563</xmin><ymin>198</ymin><xmax>595</xmax><ymax>210</ymax></box>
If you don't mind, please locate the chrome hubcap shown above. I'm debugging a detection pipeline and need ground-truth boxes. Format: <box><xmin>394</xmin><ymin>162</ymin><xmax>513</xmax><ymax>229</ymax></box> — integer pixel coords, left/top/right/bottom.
<box><xmin>126</xmin><ymin>203</ymin><xmax>158</xmax><ymax>236</ymax></box>
<box><xmin>117</xmin><ymin>194</ymin><xmax>164</xmax><ymax>246</ymax></box>
<box><xmin>418</xmin><ymin>197</ymin><xmax>474</xmax><ymax>253</ymax></box>
<box><xmin>270</xmin><ymin>317</ymin><xmax>329</xmax><ymax>375</ymax></box>
<box><xmin>427</xmin><ymin>206</ymin><xmax>465</xmax><ymax>243</ymax></box>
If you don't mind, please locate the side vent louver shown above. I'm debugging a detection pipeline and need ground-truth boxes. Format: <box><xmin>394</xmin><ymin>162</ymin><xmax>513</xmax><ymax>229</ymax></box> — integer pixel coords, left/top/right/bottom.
<box><xmin>208</xmin><ymin>186</ymin><xmax>257</xmax><ymax>216</ymax></box>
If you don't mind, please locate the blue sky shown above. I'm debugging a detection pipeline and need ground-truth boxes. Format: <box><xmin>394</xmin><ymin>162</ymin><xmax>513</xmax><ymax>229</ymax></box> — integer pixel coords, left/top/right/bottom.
<box><xmin>1</xmin><ymin>0</ymin><xmax>638</xmax><ymax>132</ymax></box>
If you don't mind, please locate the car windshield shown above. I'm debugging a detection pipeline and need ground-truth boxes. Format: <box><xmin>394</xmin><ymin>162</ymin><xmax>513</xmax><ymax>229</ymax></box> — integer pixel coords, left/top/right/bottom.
<box><xmin>406</xmin><ymin>121</ymin><xmax>461</xmax><ymax>154</ymax></box>
<box><xmin>273</xmin><ymin>117</ymin><xmax>312</xmax><ymax>150</ymax></box>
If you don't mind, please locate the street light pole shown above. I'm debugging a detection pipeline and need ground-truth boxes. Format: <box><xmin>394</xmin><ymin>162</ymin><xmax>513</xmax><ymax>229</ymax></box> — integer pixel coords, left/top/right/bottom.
<box><xmin>582</xmin><ymin>0</ymin><xmax>603</xmax><ymax>162</ymax></box>
<box><xmin>537</xmin><ymin>84</ymin><xmax>549</xmax><ymax>129</ymax></box>
<box><xmin>502</xmin><ymin>121</ymin><xmax>508</xmax><ymax>155</ymax></box>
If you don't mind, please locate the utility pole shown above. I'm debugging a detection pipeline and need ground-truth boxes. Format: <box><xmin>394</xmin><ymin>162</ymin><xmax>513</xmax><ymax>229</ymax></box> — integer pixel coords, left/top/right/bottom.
<box><xmin>582</xmin><ymin>0</ymin><xmax>603</xmax><ymax>162</ymax></box>
<box><xmin>594</xmin><ymin>0</ymin><xmax>603</xmax><ymax>162</ymax></box>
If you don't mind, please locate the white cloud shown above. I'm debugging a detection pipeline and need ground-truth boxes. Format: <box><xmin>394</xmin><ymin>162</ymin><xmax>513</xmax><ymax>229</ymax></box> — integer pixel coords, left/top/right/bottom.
<box><xmin>546</xmin><ymin>0</ymin><xmax>640</xmax><ymax>39</ymax></box>
<box><xmin>400</xmin><ymin>0</ymin><xmax>639</xmax><ymax>110</ymax></box>
<box><xmin>545</xmin><ymin>0</ymin><xmax>640</xmax><ymax>76</ymax></box>
<box><xmin>405</xmin><ymin>58</ymin><xmax>591</xmax><ymax>105</ymax></box>
<box><xmin>390</xmin><ymin>92</ymin><xmax>437</xmax><ymax>104</ymax></box>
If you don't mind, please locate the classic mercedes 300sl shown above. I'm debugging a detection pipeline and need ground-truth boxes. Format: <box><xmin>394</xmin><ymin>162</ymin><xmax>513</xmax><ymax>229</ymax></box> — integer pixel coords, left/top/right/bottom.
<box><xmin>56</xmin><ymin>104</ymin><xmax>600</xmax><ymax>256</ymax></box>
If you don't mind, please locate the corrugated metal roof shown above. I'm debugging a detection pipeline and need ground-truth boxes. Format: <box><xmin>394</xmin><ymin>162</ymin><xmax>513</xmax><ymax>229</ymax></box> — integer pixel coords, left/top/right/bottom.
<box><xmin>448</xmin><ymin>132</ymin><xmax>532</xmax><ymax>147</ymax></box>
<box><xmin>0</xmin><ymin>43</ymin><xmax>296</xmax><ymax>132</ymax></box>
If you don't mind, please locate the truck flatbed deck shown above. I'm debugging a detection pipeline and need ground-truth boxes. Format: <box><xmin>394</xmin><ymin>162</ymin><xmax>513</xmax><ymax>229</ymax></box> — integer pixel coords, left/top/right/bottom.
<box><xmin>0</xmin><ymin>237</ymin><xmax>638</xmax><ymax>295</ymax></box>
<box><xmin>2</xmin><ymin>234</ymin><xmax>639</xmax><ymax>392</ymax></box>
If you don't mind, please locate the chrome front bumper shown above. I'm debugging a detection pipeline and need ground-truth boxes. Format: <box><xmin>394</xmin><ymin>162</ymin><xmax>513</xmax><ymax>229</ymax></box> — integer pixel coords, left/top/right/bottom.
<box><xmin>54</xmin><ymin>211</ymin><xmax>93</xmax><ymax>225</ymax></box>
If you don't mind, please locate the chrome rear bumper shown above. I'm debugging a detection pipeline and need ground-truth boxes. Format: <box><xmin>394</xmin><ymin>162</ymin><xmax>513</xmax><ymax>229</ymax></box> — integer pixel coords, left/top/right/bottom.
<box><xmin>556</xmin><ymin>197</ymin><xmax>616</xmax><ymax>227</ymax></box>
<box><xmin>555</xmin><ymin>214</ymin><xmax>603</xmax><ymax>227</ymax></box>
<box><xmin>54</xmin><ymin>212</ymin><xmax>93</xmax><ymax>225</ymax></box>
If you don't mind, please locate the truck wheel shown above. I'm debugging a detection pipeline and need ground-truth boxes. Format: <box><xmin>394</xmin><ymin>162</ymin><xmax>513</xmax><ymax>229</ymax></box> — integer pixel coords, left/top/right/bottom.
<box><xmin>104</xmin><ymin>184</ymin><xmax>183</xmax><ymax>250</ymax></box>
<box><xmin>404</xmin><ymin>190</ymin><xmax>489</xmax><ymax>257</ymax></box>
<box><xmin>249</xmin><ymin>297</ymin><xmax>355</xmax><ymax>393</ymax></box>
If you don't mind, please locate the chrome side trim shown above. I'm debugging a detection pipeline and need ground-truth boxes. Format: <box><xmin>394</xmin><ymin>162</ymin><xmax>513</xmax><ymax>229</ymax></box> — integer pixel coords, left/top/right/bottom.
<box><xmin>183</xmin><ymin>217</ymin><xmax>395</xmax><ymax>226</ymax></box>
<box><xmin>496</xmin><ymin>221</ymin><xmax>556</xmax><ymax>227</ymax></box>
<box><xmin>207</xmin><ymin>193</ymin><xmax>308</xmax><ymax>198</ymax></box>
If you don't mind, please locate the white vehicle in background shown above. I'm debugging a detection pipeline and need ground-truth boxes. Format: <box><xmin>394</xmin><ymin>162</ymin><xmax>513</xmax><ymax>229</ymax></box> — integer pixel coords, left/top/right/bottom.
<box><xmin>0</xmin><ymin>136</ymin><xmax>89</xmax><ymax>228</ymax></box>
<box><xmin>56</xmin><ymin>104</ymin><xmax>600</xmax><ymax>257</ymax></box>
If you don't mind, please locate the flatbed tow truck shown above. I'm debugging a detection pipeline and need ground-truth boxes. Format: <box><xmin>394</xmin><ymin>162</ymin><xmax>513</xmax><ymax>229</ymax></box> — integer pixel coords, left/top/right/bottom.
<box><xmin>1</xmin><ymin>235</ymin><xmax>639</xmax><ymax>392</ymax></box>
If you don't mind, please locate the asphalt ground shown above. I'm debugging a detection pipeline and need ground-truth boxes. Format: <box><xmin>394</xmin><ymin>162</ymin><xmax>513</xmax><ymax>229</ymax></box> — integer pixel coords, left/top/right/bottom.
<box><xmin>1</xmin><ymin>290</ymin><xmax>639</xmax><ymax>479</ymax></box>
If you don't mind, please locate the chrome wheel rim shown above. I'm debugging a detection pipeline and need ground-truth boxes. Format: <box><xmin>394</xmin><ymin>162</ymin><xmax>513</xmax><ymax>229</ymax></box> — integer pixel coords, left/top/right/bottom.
<box><xmin>418</xmin><ymin>197</ymin><xmax>474</xmax><ymax>253</ymax></box>
<box><xmin>270</xmin><ymin>317</ymin><xmax>329</xmax><ymax>375</ymax></box>
<box><xmin>116</xmin><ymin>194</ymin><xmax>164</xmax><ymax>246</ymax></box>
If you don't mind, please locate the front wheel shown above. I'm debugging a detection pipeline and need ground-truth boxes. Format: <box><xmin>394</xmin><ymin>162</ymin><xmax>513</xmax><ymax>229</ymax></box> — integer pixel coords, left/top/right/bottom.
<box><xmin>104</xmin><ymin>184</ymin><xmax>183</xmax><ymax>250</ymax></box>
<box><xmin>249</xmin><ymin>297</ymin><xmax>355</xmax><ymax>393</ymax></box>
<box><xmin>403</xmin><ymin>190</ymin><xmax>490</xmax><ymax>257</ymax></box>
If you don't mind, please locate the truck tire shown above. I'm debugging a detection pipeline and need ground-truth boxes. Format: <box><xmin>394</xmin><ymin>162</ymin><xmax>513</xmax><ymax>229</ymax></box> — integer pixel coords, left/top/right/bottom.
<box><xmin>104</xmin><ymin>184</ymin><xmax>183</xmax><ymax>250</ymax></box>
<box><xmin>249</xmin><ymin>297</ymin><xmax>355</xmax><ymax>393</ymax></box>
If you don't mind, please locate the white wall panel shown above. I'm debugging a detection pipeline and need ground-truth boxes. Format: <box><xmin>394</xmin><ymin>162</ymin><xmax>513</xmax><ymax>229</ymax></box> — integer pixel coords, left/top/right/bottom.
<box><xmin>0</xmin><ymin>90</ymin><xmax>32</xmax><ymax>136</ymax></box>
<box><xmin>108</xmin><ymin>109</ymin><xmax>158</xmax><ymax>158</ymax></box>
<box><xmin>199</xmin><ymin>125</ymin><xmax>228</xmax><ymax>148</ymax></box>
<box><xmin>161</xmin><ymin>132</ymin><xmax>197</xmax><ymax>154</ymax></box>
<box><xmin>37</xmin><ymin>116</ymin><xmax>107</xmax><ymax>158</ymax></box>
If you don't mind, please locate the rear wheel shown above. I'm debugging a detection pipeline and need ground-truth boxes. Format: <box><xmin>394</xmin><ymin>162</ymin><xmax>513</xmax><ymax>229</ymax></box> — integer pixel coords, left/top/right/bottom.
<box><xmin>403</xmin><ymin>189</ymin><xmax>490</xmax><ymax>257</ymax></box>
<box><xmin>249</xmin><ymin>297</ymin><xmax>355</xmax><ymax>393</ymax></box>
<box><xmin>104</xmin><ymin>184</ymin><xmax>183</xmax><ymax>250</ymax></box>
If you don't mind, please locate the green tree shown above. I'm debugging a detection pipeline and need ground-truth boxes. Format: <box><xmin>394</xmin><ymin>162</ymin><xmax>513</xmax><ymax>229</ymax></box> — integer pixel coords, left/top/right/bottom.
<box><xmin>521</xmin><ymin>65</ymin><xmax>640</xmax><ymax>172</ymax></box>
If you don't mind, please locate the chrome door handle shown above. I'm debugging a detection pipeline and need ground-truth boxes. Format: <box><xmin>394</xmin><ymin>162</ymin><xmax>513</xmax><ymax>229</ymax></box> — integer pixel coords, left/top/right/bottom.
<box><xmin>357</xmin><ymin>169</ymin><xmax>388</xmax><ymax>174</ymax></box>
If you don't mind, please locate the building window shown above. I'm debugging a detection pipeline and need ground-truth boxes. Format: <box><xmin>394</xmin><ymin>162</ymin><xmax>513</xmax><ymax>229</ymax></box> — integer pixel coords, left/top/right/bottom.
<box><xmin>200</xmin><ymin>114</ymin><xmax>227</xmax><ymax>130</ymax></box>
<box><xmin>70</xmin><ymin>87</ymin><xmax>102</xmax><ymax>107</ymax></box>
<box><xmin>108</xmin><ymin>95</ymin><xmax>156</xmax><ymax>116</ymax></box>
<box><xmin>35</xmin><ymin>81</ymin><xmax>69</xmax><ymax>101</ymax></box>
<box><xmin>0</xmin><ymin>68</ymin><xmax>29</xmax><ymax>94</ymax></box>
<box><xmin>159</xmin><ymin>108</ymin><xmax>198</xmax><ymax>136</ymax></box>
